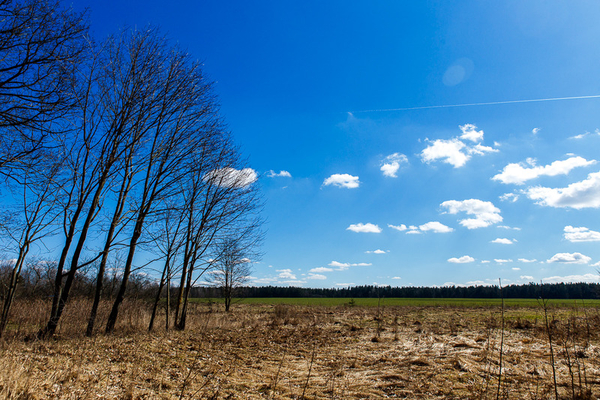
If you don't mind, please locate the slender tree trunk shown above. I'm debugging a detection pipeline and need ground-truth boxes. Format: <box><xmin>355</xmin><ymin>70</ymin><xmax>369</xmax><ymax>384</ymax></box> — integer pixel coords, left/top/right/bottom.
<box><xmin>148</xmin><ymin>255</ymin><xmax>170</xmax><ymax>331</ymax></box>
<box><xmin>105</xmin><ymin>216</ymin><xmax>144</xmax><ymax>333</ymax></box>
<box><xmin>0</xmin><ymin>246</ymin><xmax>28</xmax><ymax>337</ymax></box>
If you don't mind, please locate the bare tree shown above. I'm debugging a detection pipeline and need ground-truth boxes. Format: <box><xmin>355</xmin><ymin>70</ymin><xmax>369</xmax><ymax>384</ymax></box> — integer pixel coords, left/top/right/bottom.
<box><xmin>0</xmin><ymin>149</ymin><xmax>61</xmax><ymax>337</ymax></box>
<box><xmin>0</xmin><ymin>0</ymin><xmax>86</xmax><ymax>176</ymax></box>
<box><xmin>173</xmin><ymin>159</ymin><xmax>263</xmax><ymax>329</ymax></box>
<box><xmin>205</xmin><ymin>238</ymin><xmax>256</xmax><ymax>312</ymax></box>
<box><xmin>104</xmin><ymin>28</ymin><xmax>225</xmax><ymax>333</ymax></box>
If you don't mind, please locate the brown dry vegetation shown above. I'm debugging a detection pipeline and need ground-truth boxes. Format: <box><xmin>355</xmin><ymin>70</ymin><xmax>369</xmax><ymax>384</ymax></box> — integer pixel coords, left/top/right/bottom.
<box><xmin>1</xmin><ymin>300</ymin><xmax>600</xmax><ymax>399</ymax></box>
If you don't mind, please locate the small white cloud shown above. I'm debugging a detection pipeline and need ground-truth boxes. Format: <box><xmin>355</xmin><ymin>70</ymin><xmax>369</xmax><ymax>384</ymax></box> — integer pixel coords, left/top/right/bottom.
<box><xmin>520</xmin><ymin>275</ymin><xmax>534</xmax><ymax>280</ymax></box>
<box><xmin>421</xmin><ymin>138</ymin><xmax>469</xmax><ymax>168</ymax></box>
<box><xmin>309</xmin><ymin>267</ymin><xmax>333</xmax><ymax>273</ymax></box>
<box><xmin>268</xmin><ymin>170</ymin><xmax>292</xmax><ymax>178</ymax></box>
<box><xmin>532</xmin><ymin>128</ymin><xmax>540</xmax><ymax>135</ymax></box>
<box><xmin>419</xmin><ymin>221</ymin><xmax>454</xmax><ymax>233</ymax></box>
<box><xmin>518</xmin><ymin>258</ymin><xmax>537</xmax><ymax>263</ymax></box>
<box><xmin>491</xmin><ymin>238</ymin><xmax>515</xmax><ymax>245</ymax></box>
<box><xmin>526</xmin><ymin>171</ymin><xmax>600</xmax><ymax>209</ymax></box>
<box><xmin>564</xmin><ymin>226</ymin><xmax>600</xmax><ymax>242</ymax></box>
<box><xmin>459</xmin><ymin>124</ymin><xmax>484</xmax><ymax>142</ymax></box>
<box><xmin>391</xmin><ymin>276</ymin><xmax>402</xmax><ymax>280</ymax></box>
<box><xmin>542</xmin><ymin>273</ymin><xmax>598</xmax><ymax>283</ymax></box>
<box><xmin>277</xmin><ymin>269</ymin><xmax>297</xmax><ymax>280</ymax></box>
<box><xmin>547</xmin><ymin>252</ymin><xmax>591</xmax><ymax>264</ymax></box>
<box><xmin>388</xmin><ymin>224</ymin><xmax>407</xmax><ymax>232</ymax></box>
<box><xmin>380</xmin><ymin>153</ymin><xmax>408</xmax><ymax>178</ymax></box>
<box><xmin>570</xmin><ymin>131</ymin><xmax>590</xmax><ymax>140</ymax></box>
<box><xmin>307</xmin><ymin>273</ymin><xmax>327</xmax><ymax>280</ymax></box>
<box><xmin>440</xmin><ymin>199</ymin><xmax>502</xmax><ymax>229</ymax></box>
<box><xmin>328</xmin><ymin>261</ymin><xmax>372</xmax><ymax>271</ymax></box>
<box><xmin>494</xmin><ymin>259</ymin><xmax>513</xmax><ymax>264</ymax></box>
<box><xmin>323</xmin><ymin>173</ymin><xmax>360</xmax><ymax>189</ymax></box>
<box><xmin>499</xmin><ymin>193</ymin><xmax>519</xmax><ymax>202</ymax></box>
<box><xmin>448</xmin><ymin>255</ymin><xmax>475</xmax><ymax>264</ymax></box>
<box><xmin>335</xmin><ymin>282</ymin><xmax>356</xmax><ymax>287</ymax></box>
<box><xmin>365</xmin><ymin>249</ymin><xmax>387</xmax><ymax>254</ymax></box>
<box><xmin>512</xmin><ymin>267</ymin><xmax>521</xmax><ymax>271</ymax></box>
<box><xmin>204</xmin><ymin>167</ymin><xmax>257</xmax><ymax>188</ymax></box>
<box><xmin>498</xmin><ymin>225</ymin><xmax>521</xmax><ymax>231</ymax></box>
<box><xmin>481</xmin><ymin>260</ymin><xmax>491</xmax><ymax>264</ymax></box>
<box><xmin>347</xmin><ymin>223</ymin><xmax>382</xmax><ymax>233</ymax></box>
<box><xmin>493</xmin><ymin>156</ymin><xmax>596</xmax><ymax>185</ymax></box>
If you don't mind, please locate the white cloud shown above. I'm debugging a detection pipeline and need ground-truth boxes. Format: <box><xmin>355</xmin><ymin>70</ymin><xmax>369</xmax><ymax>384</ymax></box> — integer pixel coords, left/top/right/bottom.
<box><xmin>512</xmin><ymin>267</ymin><xmax>521</xmax><ymax>271</ymax></box>
<box><xmin>518</xmin><ymin>258</ymin><xmax>538</xmax><ymax>263</ymax></box>
<box><xmin>268</xmin><ymin>170</ymin><xmax>292</xmax><ymax>178</ymax></box>
<box><xmin>391</xmin><ymin>276</ymin><xmax>402</xmax><ymax>280</ymax></box>
<box><xmin>323</xmin><ymin>173</ymin><xmax>360</xmax><ymax>189</ymax></box>
<box><xmin>440</xmin><ymin>199</ymin><xmax>502</xmax><ymax>229</ymax></box>
<box><xmin>328</xmin><ymin>261</ymin><xmax>372</xmax><ymax>271</ymax></box>
<box><xmin>448</xmin><ymin>256</ymin><xmax>475</xmax><ymax>264</ymax></box>
<box><xmin>526</xmin><ymin>171</ymin><xmax>600</xmax><ymax>209</ymax></box>
<box><xmin>204</xmin><ymin>167</ymin><xmax>257</xmax><ymax>188</ymax></box>
<box><xmin>419</xmin><ymin>221</ymin><xmax>454</xmax><ymax>233</ymax></box>
<box><xmin>307</xmin><ymin>274</ymin><xmax>327</xmax><ymax>280</ymax></box>
<box><xmin>542</xmin><ymin>273</ymin><xmax>598</xmax><ymax>284</ymax></box>
<box><xmin>498</xmin><ymin>225</ymin><xmax>521</xmax><ymax>231</ymax></box>
<box><xmin>494</xmin><ymin>259</ymin><xmax>513</xmax><ymax>263</ymax></box>
<box><xmin>593</xmin><ymin>261</ymin><xmax>600</xmax><ymax>267</ymax></box>
<box><xmin>468</xmin><ymin>143</ymin><xmax>499</xmax><ymax>156</ymax></box>
<box><xmin>459</xmin><ymin>124</ymin><xmax>484</xmax><ymax>142</ymax></box>
<box><xmin>563</xmin><ymin>226</ymin><xmax>600</xmax><ymax>242</ymax></box>
<box><xmin>277</xmin><ymin>269</ymin><xmax>297</xmax><ymax>280</ymax></box>
<box><xmin>493</xmin><ymin>156</ymin><xmax>596</xmax><ymax>185</ymax></box>
<box><xmin>421</xmin><ymin>124</ymin><xmax>497</xmax><ymax>168</ymax></box>
<box><xmin>380</xmin><ymin>153</ymin><xmax>408</xmax><ymax>178</ymax></box>
<box><xmin>388</xmin><ymin>224</ymin><xmax>407</xmax><ymax>231</ymax></box>
<box><xmin>547</xmin><ymin>252</ymin><xmax>591</xmax><ymax>264</ymax></box>
<box><xmin>421</xmin><ymin>138</ymin><xmax>469</xmax><ymax>168</ymax></box>
<box><xmin>336</xmin><ymin>282</ymin><xmax>356</xmax><ymax>287</ymax></box>
<box><xmin>365</xmin><ymin>249</ymin><xmax>387</xmax><ymax>254</ymax></box>
<box><xmin>532</xmin><ymin>128</ymin><xmax>540</xmax><ymax>135</ymax></box>
<box><xmin>500</xmin><ymin>193</ymin><xmax>519</xmax><ymax>202</ymax></box>
<box><xmin>491</xmin><ymin>238</ymin><xmax>515</xmax><ymax>245</ymax></box>
<box><xmin>347</xmin><ymin>223</ymin><xmax>382</xmax><ymax>233</ymax></box>
<box><xmin>520</xmin><ymin>275</ymin><xmax>534</xmax><ymax>280</ymax></box>
<box><xmin>309</xmin><ymin>267</ymin><xmax>333</xmax><ymax>273</ymax></box>
<box><xmin>570</xmin><ymin>132</ymin><xmax>589</xmax><ymax>140</ymax></box>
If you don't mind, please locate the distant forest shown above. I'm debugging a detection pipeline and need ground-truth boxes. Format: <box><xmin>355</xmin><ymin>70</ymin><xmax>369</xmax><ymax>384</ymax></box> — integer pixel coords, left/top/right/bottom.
<box><xmin>192</xmin><ymin>282</ymin><xmax>600</xmax><ymax>300</ymax></box>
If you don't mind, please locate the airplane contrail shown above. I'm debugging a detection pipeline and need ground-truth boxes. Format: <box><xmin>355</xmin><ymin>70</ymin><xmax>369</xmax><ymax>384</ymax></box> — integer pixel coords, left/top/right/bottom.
<box><xmin>351</xmin><ymin>94</ymin><xmax>600</xmax><ymax>113</ymax></box>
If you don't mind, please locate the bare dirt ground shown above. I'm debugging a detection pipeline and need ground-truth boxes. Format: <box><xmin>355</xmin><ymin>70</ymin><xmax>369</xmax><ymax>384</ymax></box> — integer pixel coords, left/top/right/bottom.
<box><xmin>1</xmin><ymin>303</ymin><xmax>599</xmax><ymax>399</ymax></box>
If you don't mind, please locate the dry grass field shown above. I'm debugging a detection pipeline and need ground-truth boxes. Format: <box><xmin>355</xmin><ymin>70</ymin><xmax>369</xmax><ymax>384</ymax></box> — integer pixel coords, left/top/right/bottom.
<box><xmin>1</xmin><ymin>300</ymin><xmax>599</xmax><ymax>399</ymax></box>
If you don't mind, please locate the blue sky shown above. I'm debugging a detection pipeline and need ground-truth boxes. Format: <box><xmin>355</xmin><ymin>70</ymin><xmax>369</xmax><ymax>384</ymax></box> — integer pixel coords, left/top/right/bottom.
<box><xmin>76</xmin><ymin>1</ymin><xmax>600</xmax><ymax>287</ymax></box>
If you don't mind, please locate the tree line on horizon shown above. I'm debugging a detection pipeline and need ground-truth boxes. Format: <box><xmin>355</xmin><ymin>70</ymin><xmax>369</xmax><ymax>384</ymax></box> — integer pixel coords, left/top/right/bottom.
<box><xmin>0</xmin><ymin>0</ymin><xmax>262</xmax><ymax>338</ymax></box>
<box><xmin>201</xmin><ymin>282</ymin><xmax>600</xmax><ymax>300</ymax></box>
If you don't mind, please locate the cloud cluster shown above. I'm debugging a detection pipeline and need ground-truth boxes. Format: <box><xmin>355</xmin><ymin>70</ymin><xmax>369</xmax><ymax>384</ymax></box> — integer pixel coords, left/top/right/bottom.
<box><xmin>563</xmin><ymin>226</ymin><xmax>600</xmax><ymax>242</ymax></box>
<box><xmin>493</xmin><ymin>156</ymin><xmax>596</xmax><ymax>185</ymax></box>
<box><xmin>490</xmin><ymin>238</ymin><xmax>515</xmax><ymax>244</ymax></box>
<box><xmin>388</xmin><ymin>221</ymin><xmax>453</xmax><ymax>234</ymax></box>
<box><xmin>328</xmin><ymin>261</ymin><xmax>372</xmax><ymax>271</ymax></box>
<box><xmin>448</xmin><ymin>255</ymin><xmax>475</xmax><ymax>264</ymax></box>
<box><xmin>440</xmin><ymin>199</ymin><xmax>502</xmax><ymax>229</ymax></box>
<box><xmin>347</xmin><ymin>223</ymin><xmax>381</xmax><ymax>233</ymax></box>
<box><xmin>547</xmin><ymin>252</ymin><xmax>592</xmax><ymax>264</ymax></box>
<box><xmin>268</xmin><ymin>170</ymin><xmax>292</xmax><ymax>178</ymax></box>
<box><xmin>421</xmin><ymin>124</ymin><xmax>498</xmax><ymax>168</ymax></box>
<box><xmin>525</xmin><ymin>172</ymin><xmax>600</xmax><ymax>209</ymax></box>
<box><xmin>323</xmin><ymin>173</ymin><xmax>360</xmax><ymax>189</ymax></box>
<box><xmin>380</xmin><ymin>153</ymin><xmax>408</xmax><ymax>177</ymax></box>
<box><xmin>365</xmin><ymin>249</ymin><xmax>387</xmax><ymax>254</ymax></box>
